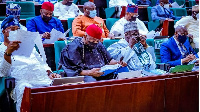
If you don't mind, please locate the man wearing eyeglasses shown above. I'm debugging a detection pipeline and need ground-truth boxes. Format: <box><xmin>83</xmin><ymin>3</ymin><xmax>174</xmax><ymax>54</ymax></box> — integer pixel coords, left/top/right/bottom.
<box><xmin>110</xmin><ymin>4</ymin><xmax>148</xmax><ymax>39</ymax></box>
<box><xmin>26</xmin><ymin>2</ymin><xmax>64</xmax><ymax>42</ymax></box>
<box><xmin>72</xmin><ymin>1</ymin><xmax>114</xmax><ymax>39</ymax></box>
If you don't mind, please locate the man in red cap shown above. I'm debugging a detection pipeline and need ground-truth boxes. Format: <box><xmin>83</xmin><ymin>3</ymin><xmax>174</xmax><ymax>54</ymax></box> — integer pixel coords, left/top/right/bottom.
<box><xmin>26</xmin><ymin>2</ymin><xmax>64</xmax><ymax>42</ymax></box>
<box><xmin>59</xmin><ymin>24</ymin><xmax>126</xmax><ymax>82</ymax></box>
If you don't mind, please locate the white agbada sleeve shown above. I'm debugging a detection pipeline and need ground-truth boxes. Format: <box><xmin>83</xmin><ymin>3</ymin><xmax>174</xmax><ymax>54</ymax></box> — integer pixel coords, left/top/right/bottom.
<box><xmin>54</xmin><ymin>2</ymin><xmax>61</xmax><ymax>17</ymax></box>
<box><xmin>174</xmin><ymin>16</ymin><xmax>190</xmax><ymax>28</ymax></box>
<box><xmin>0</xmin><ymin>44</ymin><xmax>11</xmax><ymax>77</ymax></box>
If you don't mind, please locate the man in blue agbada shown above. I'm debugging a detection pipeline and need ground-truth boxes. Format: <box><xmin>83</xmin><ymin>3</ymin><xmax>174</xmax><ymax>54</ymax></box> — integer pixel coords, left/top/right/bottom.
<box><xmin>107</xmin><ymin>21</ymin><xmax>157</xmax><ymax>73</ymax></box>
<box><xmin>0</xmin><ymin>3</ymin><xmax>26</xmax><ymax>42</ymax></box>
<box><xmin>26</xmin><ymin>2</ymin><xmax>64</xmax><ymax>42</ymax></box>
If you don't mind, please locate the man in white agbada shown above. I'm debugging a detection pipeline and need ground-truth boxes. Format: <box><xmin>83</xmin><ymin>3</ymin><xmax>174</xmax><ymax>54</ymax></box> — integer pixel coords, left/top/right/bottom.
<box><xmin>54</xmin><ymin>0</ymin><xmax>83</xmax><ymax>20</ymax></box>
<box><xmin>109</xmin><ymin>0</ymin><xmax>134</xmax><ymax>8</ymax></box>
<box><xmin>107</xmin><ymin>21</ymin><xmax>156</xmax><ymax>71</ymax></box>
<box><xmin>0</xmin><ymin>16</ymin><xmax>61</xmax><ymax>112</ymax></box>
<box><xmin>174</xmin><ymin>5</ymin><xmax>199</xmax><ymax>48</ymax></box>
<box><xmin>110</xmin><ymin>4</ymin><xmax>148</xmax><ymax>38</ymax></box>
<box><xmin>0</xmin><ymin>3</ymin><xmax>26</xmax><ymax>42</ymax></box>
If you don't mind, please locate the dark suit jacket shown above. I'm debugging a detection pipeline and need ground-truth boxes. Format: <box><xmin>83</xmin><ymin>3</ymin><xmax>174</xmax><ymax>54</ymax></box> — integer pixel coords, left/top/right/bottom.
<box><xmin>160</xmin><ymin>37</ymin><xmax>198</xmax><ymax>67</ymax></box>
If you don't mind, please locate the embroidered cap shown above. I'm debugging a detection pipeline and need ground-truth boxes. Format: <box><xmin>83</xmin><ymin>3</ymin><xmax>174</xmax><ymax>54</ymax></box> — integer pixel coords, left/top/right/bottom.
<box><xmin>1</xmin><ymin>15</ymin><xmax>19</xmax><ymax>30</ymax></box>
<box><xmin>6</xmin><ymin>3</ymin><xmax>21</xmax><ymax>17</ymax></box>
<box><xmin>86</xmin><ymin>24</ymin><xmax>102</xmax><ymax>39</ymax></box>
<box><xmin>126</xmin><ymin>4</ymin><xmax>138</xmax><ymax>13</ymax></box>
<box><xmin>124</xmin><ymin>21</ymin><xmax>138</xmax><ymax>33</ymax></box>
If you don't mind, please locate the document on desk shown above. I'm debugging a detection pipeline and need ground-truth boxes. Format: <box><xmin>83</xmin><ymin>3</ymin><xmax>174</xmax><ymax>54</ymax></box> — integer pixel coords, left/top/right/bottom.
<box><xmin>43</xmin><ymin>29</ymin><xmax>65</xmax><ymax>44</ymax></box>
<box><xmin>8</xmin><ymin>29</ymin><xmax>38</xmax><ymax>57</ymax></box>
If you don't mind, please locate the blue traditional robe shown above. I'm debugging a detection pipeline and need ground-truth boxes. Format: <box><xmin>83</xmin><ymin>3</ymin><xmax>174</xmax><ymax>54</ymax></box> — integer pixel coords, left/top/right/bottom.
<box><xmin>26</xmin><ymin>15</ymin><xmax>64</xmax><ymax>34</ymax></box>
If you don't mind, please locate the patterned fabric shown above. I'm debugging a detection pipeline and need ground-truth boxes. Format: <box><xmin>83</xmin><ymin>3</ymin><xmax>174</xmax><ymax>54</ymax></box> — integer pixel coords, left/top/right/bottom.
<box><xmin>124</xmin><ymin>21</ymin><xmax>138</xmax><ymax>33</ymax></box>
<box><xmin>0</xmin><ymin>58</ymin><xmax>11</xmax><ymax>77</ymax></box>
<box><xmin>126</xmin><ymin>4</ymin><xmax>138</xmax><ymax>13</ymax></box>
<box><xmin>1</xmin><ymin>16</ymin><xmax>19</xmax><ymax>30</ymax></box>
<box><xmin>107</xmin><ymin>39</ymin><xmax>156</xmax><ymax>71</ymax></box>
<box><xmin>6</xmin><ymin>3</ymin><xmax>21</xmax><ymax>17</ymax></box>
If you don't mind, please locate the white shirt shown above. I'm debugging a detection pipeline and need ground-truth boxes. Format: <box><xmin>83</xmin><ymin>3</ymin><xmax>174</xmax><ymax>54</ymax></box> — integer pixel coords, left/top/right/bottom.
<box><xmin>54</xmin><ymin>2</ymin><xmax>83</xmax><ymax>20</ymax></box>
<box><xmin>0</xmin><ymin>43</ymin><xmax>52</xmax><ymax>112</ymax></box>
<box><xmin>110</xmin><ymin>17</ymin><xmax>149</xmax><ymax>38</ymax></box>
<box><xmin>174</xmin><ymin>16</ymin><xmax>199</xmax><ymax>48</ymax></box>
<box><xmin>109</xmin><ymin>0</ymin><xmax>134</xmax><ymax>7</ymax></box>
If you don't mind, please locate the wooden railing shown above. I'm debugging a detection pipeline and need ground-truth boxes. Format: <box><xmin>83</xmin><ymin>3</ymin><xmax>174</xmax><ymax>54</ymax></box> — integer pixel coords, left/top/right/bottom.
<box><xmin>21</xmin><ymin>71</ymin><xmax>199</xmax><ymax>112</ymax></box>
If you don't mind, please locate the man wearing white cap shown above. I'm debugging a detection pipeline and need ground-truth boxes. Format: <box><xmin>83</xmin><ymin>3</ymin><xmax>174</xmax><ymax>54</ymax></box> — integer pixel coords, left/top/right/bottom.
<box><xmin>174</xmin><ymin>5</ymin><xmax>199</xmax><ymax>48</ymax></box>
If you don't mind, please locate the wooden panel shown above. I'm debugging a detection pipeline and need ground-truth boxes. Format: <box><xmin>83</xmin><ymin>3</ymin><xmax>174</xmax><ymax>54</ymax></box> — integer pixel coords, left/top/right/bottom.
<box><xmin>31</xmin><ymin>89</ymin><xmax>79</xmax><ymax>112</ymax></box>
<box><xmin>165</xmin><ymin>75</ymin><xmax>199</xmax><ymax>112</ymax></box>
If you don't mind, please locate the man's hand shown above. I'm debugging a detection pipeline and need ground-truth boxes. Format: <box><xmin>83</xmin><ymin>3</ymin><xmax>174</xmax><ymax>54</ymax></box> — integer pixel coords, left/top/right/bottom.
<box><xmin>42</xmin><ymin>32</ymin><xmax>51</xmax><ymax>39</ymax></box>
<box><xmin>88</xmin><ymin>68</ymin><xmax>104</xmax><ymax>77</ymax></box>
<box><xmin>182</xmin><ymin>54</ymin><xmax>196</xmax><ymax>64</ymax></box>
<box><xmin>108</xmin><ymin>33</ymin><xmax>115</xmax><ymax>39</ymax></box>
<box><xmin>139</xmin><ymin>35</ymin><xmax>148</xmax><ymax>48</ymax></box>
<box><xmin>49</xmin><ymin>73</ymin><xmax>61</xmax><ymax>79</ymax></box>
<box><xmin>5</xmin><ymin>41</ymin><xmax>21</xmax><ymax>54</ymax></box>
<box><xmin>129</xmin><ymin>36</ymin><xmax>137</xmax><ymax>48</ymax></box>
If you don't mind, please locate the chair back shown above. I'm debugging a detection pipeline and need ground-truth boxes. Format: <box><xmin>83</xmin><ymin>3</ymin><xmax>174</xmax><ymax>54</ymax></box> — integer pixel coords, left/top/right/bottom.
<box><xmin>154</xmin><ymin>37</ymin><xmax>168</xmax><ymax>63</ymax></box>
<box><xmin>106</xmin><ymin>18</ymin><xmax>120</xmax><ymax>31</ymax></box>
<box><xmin>103</xmin><ymin>39</ymin><xmax>120</xmax><ymax>48</ymax></box>
<box><xmin>170</xmin><ymin>8</ymin><xmax>187</xmax><ymax>18</ymax></box>
<box><xmin>147</xmin><ymin>7</ymin><xmax>152</xmax><ymax>21</ymax></box>
<box><xmin>67</xmin><ymin>18</ymin><xmax>75</xmax><ymax>37</ymax></box>
<box><xmin>54</xmin><ymin>41</ymin><xmax>68</xmax><ymax>70</ymax></box>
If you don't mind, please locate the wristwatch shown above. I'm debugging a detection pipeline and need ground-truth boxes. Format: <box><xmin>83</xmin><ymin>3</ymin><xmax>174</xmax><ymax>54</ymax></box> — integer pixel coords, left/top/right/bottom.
<box><xmin>4</xmin><ymin>51</ymin><xmax>12</xmax><ymax>56</ymax></box>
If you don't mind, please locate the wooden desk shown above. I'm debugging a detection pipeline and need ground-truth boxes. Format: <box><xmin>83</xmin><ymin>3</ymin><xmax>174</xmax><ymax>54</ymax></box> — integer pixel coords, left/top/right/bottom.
<box><xmin>21</xmin><ymin>71</ymin><xmax>199</xmax><ymax>112</ymax></box>
<box><xmin>161</xmin><ymin>20</ymin><xmax>175</xmax><ymax>37</ymax></box>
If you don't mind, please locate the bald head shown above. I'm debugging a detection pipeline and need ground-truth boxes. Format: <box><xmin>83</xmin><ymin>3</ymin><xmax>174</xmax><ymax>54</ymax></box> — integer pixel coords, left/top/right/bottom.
<box><xmin>175</xmin><ymin>26</ymin><xmax>187</xmax><ymax>33</ymax></box>
<box><xmin>83</xmin><ymin>2</ymin><xmax>96</xmax><ymax>17</ymax></box>
<box><xmin>83</xmin><ymin>2</ymin><xmax>95</xmax><ymax>9</ymax></box>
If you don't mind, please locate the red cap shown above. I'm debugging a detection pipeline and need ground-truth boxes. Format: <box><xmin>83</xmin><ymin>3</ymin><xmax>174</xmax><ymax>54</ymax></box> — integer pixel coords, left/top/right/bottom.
<box><xmin>41</xmin><ymin>2</ymin><xmax>54</xmax><ymax>12</ymax></box>
<box><xmin>86</xmin><ymin>24</ymin><xmax>102</xmax><ymax>39</ymax></box>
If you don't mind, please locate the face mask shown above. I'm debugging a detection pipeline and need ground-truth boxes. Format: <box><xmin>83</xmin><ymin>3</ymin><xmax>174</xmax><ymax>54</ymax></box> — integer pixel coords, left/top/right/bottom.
<box><xmin>178</xmin><ymin>34</ymin><xmax>187</xmax><ymax>44</ymax></box>
<box><xmin>88</xmin><ymin>41</ymin><xmax>98</xmax><ymax>49</ymax></box>
<box><xmin>196</xmin><ymin>13</ymin><xmax>199</xmax><ymax>19</ymax></box>
<box><xmin>65</xmin><ymin>1</ymin><xmax>73</xmax><ymax>6</ymax></box>
<box><xmin>42</xmin><ymin>15</ymin><xmax>52</xmax><ymax>23</ymax></box>
<box><xmin>89</xmin><ymin>10</ymin><xmax>96</xmax><ymax>18</ymax></box>
<box><xmin>130</xmin><ymin>16</ymin><xmax>137</xmax><ymax>21</ymax></box>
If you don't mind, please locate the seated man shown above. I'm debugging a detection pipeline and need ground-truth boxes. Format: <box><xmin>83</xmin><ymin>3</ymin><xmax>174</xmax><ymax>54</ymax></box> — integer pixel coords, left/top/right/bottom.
<box><xmin>0</xmin><ymin>3</ymin><xmax>26</xmax><ymax>42</ymax></box>
<box><xmin>60</xmin><ymin>24</ymin><xmax>126</xmax><ymax>82</ymax></box>
<box><xmin>174</xmin><ymin>5</ymin><xmax>199</xmax><ymax>48</ymax></box>
<box><xmin>151</xmin><ymin>0</ymin><xmax>181</xmax><ymax>21</ymax></box>
<box><xmin>107</xmin><ymin>22</ymin><xmax>156</xmax><ymax>72</ymax></box>
<box><xmin>54</xmin><ymin>0</ymin><xmax>83</xmax><ymax>20</ymax></box>
<box><xmin>110</xmin><ymin>4</ymin><xmax>149</xmax><ymax>38</ymax></box>
<box><xmin>0</xmin><ymin>16</ymin><xmax>61</xmax><ymax>112</ymax></box>
<box><xmin>160</xmin><ymin>26</ymin><xmax>198</xmax><ymax>67</ymax></box>
<box><xmin>72</xmin><ymin>2</ymin><xmax>113</xmax><ymax>38</ymax></box>
<box><xmin>26</xmin><ymin>2</ymin><xmax>64</xmax><ymax>42</ymax></box>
